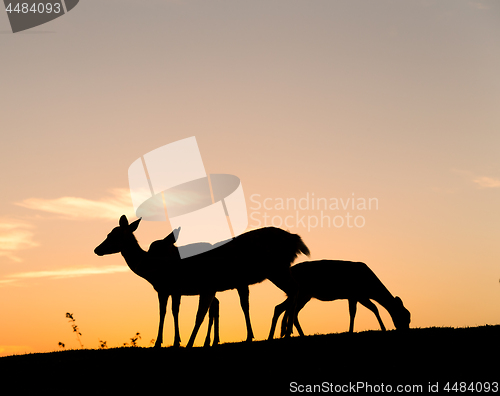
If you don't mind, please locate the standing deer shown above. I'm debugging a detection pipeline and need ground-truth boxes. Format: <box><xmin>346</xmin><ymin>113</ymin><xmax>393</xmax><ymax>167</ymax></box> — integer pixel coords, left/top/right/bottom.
<box><xmin>146</xmin><ymin>233</ymin><xmax>220</xmax><ymax>347</ymax></box>
<box><xmin>268</xmin><ymin>260</ymin><xmax>411</xmax><ymax>339</ymax></box>
<box><xmin>94</xmin><ymin>215</ymin><xmax>309</xmax><ymax>348</ymax></box>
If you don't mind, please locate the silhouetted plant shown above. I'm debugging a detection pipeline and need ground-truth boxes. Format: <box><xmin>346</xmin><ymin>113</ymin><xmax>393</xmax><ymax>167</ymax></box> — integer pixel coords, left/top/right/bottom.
<box><xmin>65</xmin><ymin>312</ymin><xmax>83</xmax><ymax>348</ymax></box>
<box><xmin>98</xmin><ymin>340</ymin><xmax>108</xmax><ymax>349</ymax></box>
<box><xmin>130</xmin><ymin>332</ymin><xmax>141</xmax><ymax>347</ymax></box>
<box><xmin>123</xmin><ymin>332</ymin><xmax>141</xmax><ymax>347</ymax></box>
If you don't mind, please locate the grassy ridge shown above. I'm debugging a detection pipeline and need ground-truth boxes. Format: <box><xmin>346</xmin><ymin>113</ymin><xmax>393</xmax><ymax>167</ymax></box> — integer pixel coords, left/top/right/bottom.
<box><xmin>1</xmin><ymin>325</ymin><xmax>498</xmax><ymax>393</ymax></box>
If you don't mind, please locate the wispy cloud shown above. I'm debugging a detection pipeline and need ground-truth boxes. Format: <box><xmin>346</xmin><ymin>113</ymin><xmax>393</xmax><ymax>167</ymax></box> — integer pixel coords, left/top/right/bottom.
<box><xmin>472</xmin><ymin>176</ymin><xmax>500</xmax><ymax>189</ymax></box>
<box><xmin>4</xmin><ymin>265</ymin><xmax>128</xmax><ymax>283</ymax></box>
<box><xmin>0</xmin><ymin>220</ymin><xmax>39</xmax><ymax>262</ymax></box>
<box><xmin>451</xmin><ymin>169</ymin><xmax>500</xmax><ymax>190</ymax></box>
<box><xmin>16</xmin><ymin>188</ymin><xmax>135</xmax><ymax>220</ymax></box>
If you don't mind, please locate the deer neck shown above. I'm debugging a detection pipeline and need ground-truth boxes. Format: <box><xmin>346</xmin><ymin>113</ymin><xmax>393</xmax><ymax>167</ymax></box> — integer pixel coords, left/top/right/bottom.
<box><xmin>372</xmin><ymin>284</ymin><xmax>397</xmax><ymax>315</ymax></box>
<box><xmin>120</xmin><ymin>236</ymin><xmax>149</xmax><ymax>279</ymax></box>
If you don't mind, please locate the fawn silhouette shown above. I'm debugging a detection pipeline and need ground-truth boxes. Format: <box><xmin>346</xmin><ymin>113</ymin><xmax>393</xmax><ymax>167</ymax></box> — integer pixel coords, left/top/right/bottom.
<box><xmin>268</xmin><ymin>260</ymin><xmax>411</xmax><ymax>339</ymax></box>
<box><xmin>94</xmin><ymin>215</ymin><xmax>309</xmax><ymax>347</ymax></box>
<box><xmin>146</xmin><ymin>232</ymin><xmax>221</xmax><ymax>347</ymax></box>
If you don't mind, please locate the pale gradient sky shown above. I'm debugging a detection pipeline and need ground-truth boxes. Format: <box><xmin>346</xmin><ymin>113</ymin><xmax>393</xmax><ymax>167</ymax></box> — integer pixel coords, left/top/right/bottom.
<box><xmin>1</xmin><ymin>0</ymin><xmax>499</xmax><ymax>356</ymax></box>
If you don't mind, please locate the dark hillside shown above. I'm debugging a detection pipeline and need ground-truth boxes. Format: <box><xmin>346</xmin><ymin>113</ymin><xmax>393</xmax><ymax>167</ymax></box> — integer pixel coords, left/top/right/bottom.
<box><xmin>1</xmin><ymin>325</ymin><xmax>498</xmax><ymax>394</ymax></box>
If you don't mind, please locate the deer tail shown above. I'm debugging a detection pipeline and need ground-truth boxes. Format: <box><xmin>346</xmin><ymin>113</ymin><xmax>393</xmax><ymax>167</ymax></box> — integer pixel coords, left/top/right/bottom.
<box><xmin>294</xmin><ymin>234</ymin><xmax>310</xmax><ymax>258</ymax></box>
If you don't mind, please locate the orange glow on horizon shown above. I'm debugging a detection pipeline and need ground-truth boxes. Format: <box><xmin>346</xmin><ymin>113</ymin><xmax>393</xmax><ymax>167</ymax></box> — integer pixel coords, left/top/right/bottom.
<box><xmin>1</xmin><ymin>0</ymin><xmax>499</xmax><ymax>357</ymax></box>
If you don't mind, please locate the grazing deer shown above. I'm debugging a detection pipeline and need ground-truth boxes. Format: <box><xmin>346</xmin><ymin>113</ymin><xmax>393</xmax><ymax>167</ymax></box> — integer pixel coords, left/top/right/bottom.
<box><xmin>94</xmin><ymin>215</ymin><xmax>309</xmax><ymax>347</ymax></box>
<box><xmin>268</xmin><ymin>260</ymin><xmax>411</xmax><ymax>339</ymax></box>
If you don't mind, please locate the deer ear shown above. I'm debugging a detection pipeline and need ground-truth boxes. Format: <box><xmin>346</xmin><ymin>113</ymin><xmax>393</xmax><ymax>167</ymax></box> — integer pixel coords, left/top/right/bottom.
<box><xmin>129</xmin><ymin>218</ymin><xmax>141</xmax><ymax>232</ymax></box>
<box><xmin>119</xmin><ymin>215</ymin><xmax>129</xmax><ymax>228</ymax></box>
<box><xmin>173</xmin><ymin>227</ymin><xmax>181</xmax><ymax>242</ymax></box>
<box><xmin>166</xmin><ymin>227</ymin><xmax>180</xmax><ymax>244</ymax></box>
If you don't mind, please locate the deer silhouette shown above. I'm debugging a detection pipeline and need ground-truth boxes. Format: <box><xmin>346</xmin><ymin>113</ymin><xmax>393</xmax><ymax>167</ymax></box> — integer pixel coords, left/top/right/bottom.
<box><xmin>268</xmin><ymin>260</ymin><xmax>411</xmax><ymax>339</ymax></box>
<box><xmin>146</xmin><ymin>234</ymin><xmax>221</xmax><ymax>347</ymax></box>
<box><xmin>94</xmin><ymin>215</ymin><xmax>309</xmax><ymax>347</ymax></box>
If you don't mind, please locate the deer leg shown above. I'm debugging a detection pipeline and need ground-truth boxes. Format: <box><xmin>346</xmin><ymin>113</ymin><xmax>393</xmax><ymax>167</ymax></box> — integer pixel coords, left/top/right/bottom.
<box><xmin>204</xmin><ymin>297</ymin><xmax>220</xmax><ymax>347</ymax></box>
<box><xmin>237</xmin><ymin>286</ymin><xmax>254</xmax><ymax>342</ymax></box>
<box><xmin>154</xmin><ymin>293</ymin><xmax>169</xmax><ymax>348</ymax></box>
<box><xmin>268</xmin><ymin>298</ymin><xmax>288</xmax><ymax>340</ymax></box>
<box><xmin>213</xmin><ymin>297</ymin><xmax>220</xmax><ymax>346</ymax></box>
<box><xmin>268</xmin><ymin>270</ymin><xmax>298</xmax><ymax>338</ymax></box>
<box><xmin>359</xmin><ymin>299</ymin><xmax>386</xmax><ymax>331</ymax></box>
<box><xmin>280</xmin><ymin>302</ymin><xmax>291</xmax><ymax>338</ymax></box>
<box><xmin>171</xmin><ymin>294</ymin><xmax>181</xmax><ymax>347</ymax></box>
<box><xmin>348</xmin><ymin>299</ymin><xmax>357</xmax><ymax>333</ymax></box>
<box><xmin>203</xmin><ymin>308</ymin><xmax>213</xmax><ymax>348</ymax></box>
<box><xmin>288</xmin><ymin>295</ymin><xmax>309</xmax><ymax>337</ymax></box>
<box><xmin>212</xmin><ymin>297</ymin><xmax>220</xmax><ymax>346</ymax></box>
<box><xmin>282</xmin><ymin>289</ymin><xmax>298</xmax><ymax>338</ymax></box>
<box><xmin>280</xmin><ymin>294</ymin><xmax>309</xmax><ymax>337</ymax></box>
<box><xmin>294</xmin><ymin>315</ymin><xmax>305</xmax><ymax>337</ymax></box>
<box><xmin>186</xmin><ymin>292</ymin><xmax>215</xmax><ymax>348</ymax></box>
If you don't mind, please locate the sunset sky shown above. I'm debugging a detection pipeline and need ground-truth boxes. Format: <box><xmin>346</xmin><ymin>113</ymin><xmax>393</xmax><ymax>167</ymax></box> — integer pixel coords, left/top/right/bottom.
<box><xmin>1</xmin><ymin>0</ymin><xmax>499</xmax><ymax>357</ymax></box>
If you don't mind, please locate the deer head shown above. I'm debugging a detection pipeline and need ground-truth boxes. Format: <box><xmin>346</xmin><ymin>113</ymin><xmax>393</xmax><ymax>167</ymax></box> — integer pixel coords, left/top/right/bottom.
<box><xmin>94</xmin><ymin>215</ymin><xmax>142</xmax><ymax>256</ymax></box>
<box><xmin>391</xmin><ymin>296</ymin><xmax>411</xmax><ymax>330</ymax></box>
